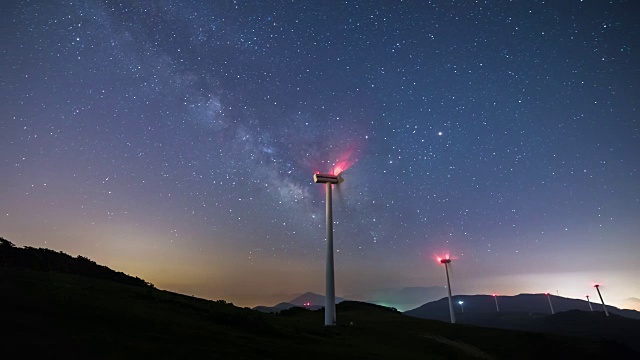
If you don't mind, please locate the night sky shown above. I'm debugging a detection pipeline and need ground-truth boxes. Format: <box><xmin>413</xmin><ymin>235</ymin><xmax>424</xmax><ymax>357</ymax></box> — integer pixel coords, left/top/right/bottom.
<box><xmin>2</xmin><ymin>1</ymin><xmax>639</xmax><ymax>309</ymax></box>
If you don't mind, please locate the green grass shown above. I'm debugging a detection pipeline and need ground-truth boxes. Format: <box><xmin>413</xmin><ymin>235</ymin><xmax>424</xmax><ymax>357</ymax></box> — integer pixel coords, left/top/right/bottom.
<box><xmin>1</xmin><ymin>268</ymin><xmax>635</xmax><ymax>359</ymax></box>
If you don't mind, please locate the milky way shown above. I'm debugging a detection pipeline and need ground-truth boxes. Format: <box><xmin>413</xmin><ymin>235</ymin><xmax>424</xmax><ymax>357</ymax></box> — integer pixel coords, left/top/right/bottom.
<box><xmin>2</xmin><ymin>1</ymin><xmax>639</xmax><ymax>307</ymax></box>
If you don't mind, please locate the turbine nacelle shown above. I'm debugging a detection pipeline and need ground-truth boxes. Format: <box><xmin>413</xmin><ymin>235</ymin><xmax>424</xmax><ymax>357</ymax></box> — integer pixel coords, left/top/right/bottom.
<box><xmin>313</xmin><ymin>173</ymin><xmax>344</xmax><ymax>184</ymax></box>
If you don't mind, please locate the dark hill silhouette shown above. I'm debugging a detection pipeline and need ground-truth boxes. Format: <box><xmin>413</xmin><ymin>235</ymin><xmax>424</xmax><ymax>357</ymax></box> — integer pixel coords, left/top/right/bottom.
<box><xmin>406</xmin><ymin>294</ymin><xmax>640</xmax><ymax>352</ymax></box>
<box><xmin>0</xmin><ymin>237</ymin><xmax>152</xmax><ymax>288</ymax></box>
<box><xmin>406</xmin><ymin>294</ymin><xmax>640</xmax><ymax>321</ymax></box>
<box><xmin>1</xmin><ymin>241</ymin><xmax>638</xmax><ymax>358</ymax></box>
<box><xmin>253</xmin><ymin>292</ymin><xmax>347</xmax><ymax>312</ymax></box>
<box><xmin>336</xmin><ymin>300</ymin><xmax>401</xmax><ymax>313</ymax></box>
<box><xmin>532</xmin><ymin>310</ymin><xmax>640</xmax><ymax>352</ymax></box>
<box><xmin>432</xmin><ymin>309</ymin><xmax>640</xmax><ymax>352</ymax></box>
<box><xmin>253</xmin><ymin>302</ymin><xmax>298</xmax><ymax>313</ymax></box>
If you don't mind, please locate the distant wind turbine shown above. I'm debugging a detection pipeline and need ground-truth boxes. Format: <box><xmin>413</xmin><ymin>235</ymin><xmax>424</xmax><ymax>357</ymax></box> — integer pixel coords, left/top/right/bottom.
<box><xmin>545</xmin><ymin>292</ymin><xmax>555</xmax><ymax>314</ymax></box>
<box><xmin>437</xmin><ymin>255</ymin><xmax>456</xmax><ymax>324</ymax></box>
<box><xmin>594</xmin><ymin>284</ymin><xmax>609</xmax><ymax>316</ymax></box>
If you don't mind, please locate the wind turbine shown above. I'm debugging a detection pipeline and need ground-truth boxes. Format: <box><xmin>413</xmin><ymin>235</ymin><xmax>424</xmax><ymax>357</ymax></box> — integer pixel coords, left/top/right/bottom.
<box><xmin>458</xmin><ymin>300</ymin><xmax>464</xmax><ymax>313</ymax></box>
<box><xmin>438</xmin><ymin>255</ymin><xmax>456</xmax><ymax>324</ymax></box>
<box><xmin>313</xmin><ymin>171</ymin><xmax>344</xmax><ymax>326</ymax></box>
<box><xmin>594</xmin><ymin>284</ymin><xmax>610</xmax><ymax>316</ymax></box>
<box><xmin>586</xmin><ymin>295</ymin><xmax>594</xmax><ymax>311</ymax></box>
<box><xmin>492</xmin><ymin>294</ymin><xmax>500</xmax><ymax>312</ymax></box>
<box><xmin>545</xmin><ymin>292</ymin><xmax>555</xmax><ymax>314</ymax></box>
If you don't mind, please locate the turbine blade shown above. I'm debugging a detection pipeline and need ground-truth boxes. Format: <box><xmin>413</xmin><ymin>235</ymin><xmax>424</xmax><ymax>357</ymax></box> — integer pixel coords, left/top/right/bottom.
<box><xmin>448</xmin><ymin>261</ymin><xmax>455</xmax><ymax>280</ymax></box>
<box><xmin>334</xmin><ymin>183</ymin><xmax>346</xmax><ymax>209</ymax></box>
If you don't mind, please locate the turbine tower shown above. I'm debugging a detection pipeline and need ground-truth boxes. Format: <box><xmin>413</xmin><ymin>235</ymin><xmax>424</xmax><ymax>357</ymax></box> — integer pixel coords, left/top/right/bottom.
<box><xmin>439</xmin><ymin>257</ymin><xmax>456</xmax><ymax>324</ymax></box>
<box><xmin>313</xmin><ymin>172</ymin><xmax>343</xmax><ymax>326</ymax></box>
<box><xmin>458</xmin><ymin>300</ymin><xmax>464</xmax><ymax>313</ymax></box>
<box><xmin>586</xmin><ymin>295</ymin><xmax>593</xmax><ymax>311</ymax></box>
<box><xmin>594</xmin><ymin>284</ymin><xmax>609</xmax><ymax>317</ymax></box>
<box><xmin>545</xmin><ymin>292</ymin><xmax>555</xmax><ymax>314</ymax></box>
<box><xmin>493</xmin><ymin>294</ymin><xmax>500</xmax><ymax>312</ymax></box>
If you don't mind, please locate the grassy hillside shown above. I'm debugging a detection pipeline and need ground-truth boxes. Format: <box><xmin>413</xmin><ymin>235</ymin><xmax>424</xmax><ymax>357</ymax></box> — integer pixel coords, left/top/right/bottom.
<box><xmin>1</xmin><ymin>240</ymin><xmax>636</xmax><ymax>359</ymax></box>
<box><xmin>1</xmin><ymin>267</ymin><xmax>636</xmax><ymax>359</ymax></box>
<box><xmin>0</xmin><ymin>237</ymin><xmax>151</xmax><ymax>288</ymax></box>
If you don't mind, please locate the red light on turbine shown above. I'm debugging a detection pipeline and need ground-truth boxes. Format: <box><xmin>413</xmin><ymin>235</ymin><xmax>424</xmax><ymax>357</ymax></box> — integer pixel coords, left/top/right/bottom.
<box><xmin>332</xmin><ymin>149</ymin><xmax>357</xmax><ymax>175</ymax></box>
<box><xmin>332</xmin><ymin>161</ymin><xmax>347</xmax><ymax>175</ymax></box>
<box><xmin>435</xmin><ymin>253</ymin><xmax>453</xmax><ymax>264</ymax></box>
<box><xmin>492</xmin><ymin>294</ymin><xmax>497</xmax><ymax>297</ymax></box>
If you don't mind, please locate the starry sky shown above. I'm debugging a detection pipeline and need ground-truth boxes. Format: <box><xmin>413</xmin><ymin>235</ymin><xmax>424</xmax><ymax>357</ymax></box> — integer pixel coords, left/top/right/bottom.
<box><xmin>2</xmin><ymin>0</ymin><xmax>639</xmax><ymax>309</ymax></box>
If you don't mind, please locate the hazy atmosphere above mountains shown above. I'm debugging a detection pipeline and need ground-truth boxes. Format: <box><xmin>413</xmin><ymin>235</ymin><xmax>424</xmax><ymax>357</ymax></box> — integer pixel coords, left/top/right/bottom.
<box><xmin>2</xmin><ymin>1</ymin><xmax>639</xmax><ymax>308</ymax></box>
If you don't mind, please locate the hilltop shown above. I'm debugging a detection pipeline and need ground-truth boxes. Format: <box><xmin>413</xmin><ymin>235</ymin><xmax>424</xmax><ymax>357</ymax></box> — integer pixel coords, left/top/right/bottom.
<box><xmin>0</xmin><ymin>237</ymin><xmax>151</xmax><ymax>288</ymax></box>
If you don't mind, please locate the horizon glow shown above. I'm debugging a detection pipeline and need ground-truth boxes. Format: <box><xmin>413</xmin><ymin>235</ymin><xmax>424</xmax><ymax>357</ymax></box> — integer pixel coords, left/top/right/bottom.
<box><xmin>1</xmin><ymin>1</ymin><xmax>639</xmax><ymax>311</ymax></box>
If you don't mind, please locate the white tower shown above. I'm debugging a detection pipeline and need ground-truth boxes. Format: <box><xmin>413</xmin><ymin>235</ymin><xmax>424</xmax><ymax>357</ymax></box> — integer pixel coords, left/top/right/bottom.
<box><xmin>440</xmin><ymin>258</ymin><xmax>456</xmax><ymax>324</ymax></box>
<box><xmin>313</xmin><ymin>173</ymin><xmax>343</xmax><ymax>326</ymax></box>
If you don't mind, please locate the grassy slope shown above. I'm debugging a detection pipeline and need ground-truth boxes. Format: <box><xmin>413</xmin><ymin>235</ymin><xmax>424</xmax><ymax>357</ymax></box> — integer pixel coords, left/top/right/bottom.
<box><xmin>1</xmin><ymin>268</ymin><xmax>635</xmax><ymax>359</ymax></box>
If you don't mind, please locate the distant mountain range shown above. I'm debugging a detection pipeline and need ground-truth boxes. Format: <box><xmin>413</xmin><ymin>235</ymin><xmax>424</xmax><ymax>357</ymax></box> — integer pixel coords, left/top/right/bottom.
<box><xmin>253</xmin><ymin>292</ymin><xmax>345</xmax><ymax>313</ymax></box>
<box><xmin>405</xmin><ymin>293</ymin><xmax>640</xmax><ymax>321</ymax></box>
<box><xmin>289</xmin><ymin>291</ymin><xmax>346</xmax><ymax>306</ymax></box>
<box><xmin>346</xmin><ymin>286</ymin><xmax>448</xmax><ymax>311</ymax></box>
<box><xmin>620</xmin><ymin>297</ymin><xmax>640</xmax><ymax>311</ymax></box>
<box><xmin>253</xmin><ymin>302</ymin><xmax>299</xmax><ymax>313</ymax></box>
<box><xmin>254</xmin><ymin>286</ymin><xmax>448</xmax><ymax>313</ymax></box>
